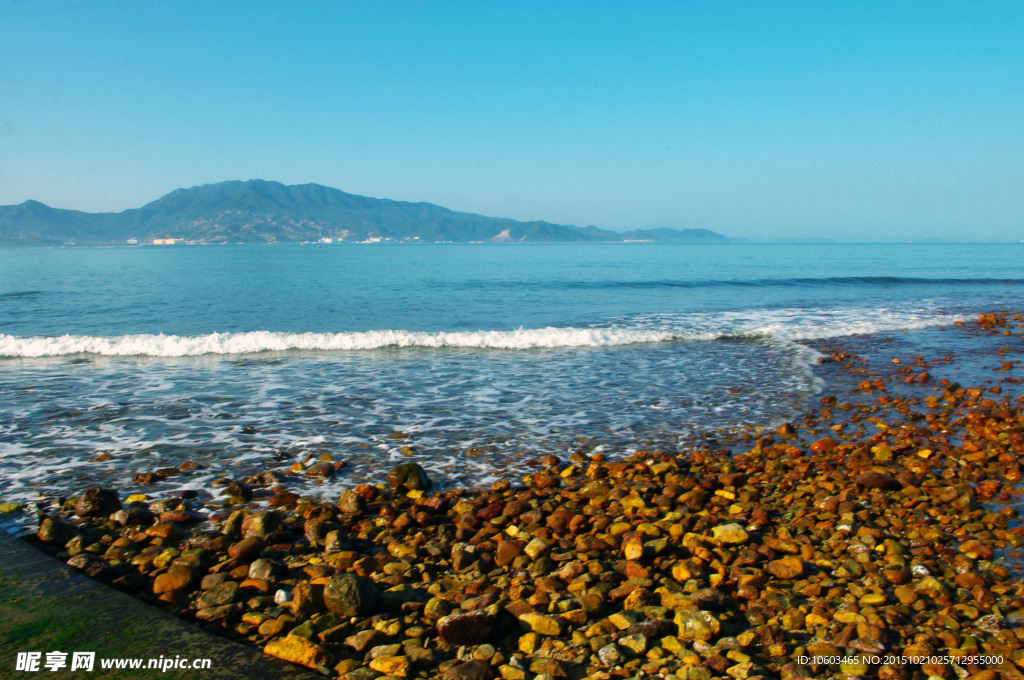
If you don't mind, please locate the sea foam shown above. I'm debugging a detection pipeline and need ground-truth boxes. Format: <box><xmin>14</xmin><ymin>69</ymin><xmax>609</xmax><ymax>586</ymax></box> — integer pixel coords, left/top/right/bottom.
<box><xmin>0</xmin><ymin>306</ymin><xmax>967</xmax><ymax>358</ymax></box>
<box><xmin>0</xmin><ymin>327</ymin><xmax>687</xmax><ymax>357</ymax></box>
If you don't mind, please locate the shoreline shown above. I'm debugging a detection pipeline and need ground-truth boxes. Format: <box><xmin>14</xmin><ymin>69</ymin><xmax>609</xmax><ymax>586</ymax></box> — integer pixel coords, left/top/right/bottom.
<box><xmin>11</xmin><ymin>313</ymin><xmax>1024</xmax><ymax>679</ymax></box>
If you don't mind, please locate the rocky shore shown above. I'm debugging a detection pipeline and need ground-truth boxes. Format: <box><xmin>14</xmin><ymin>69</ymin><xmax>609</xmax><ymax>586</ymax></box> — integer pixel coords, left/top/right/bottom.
<box><xmin>23</xmin><ymin>314</ymin><xmax>1024</xmax><ymax>680</ymax></box>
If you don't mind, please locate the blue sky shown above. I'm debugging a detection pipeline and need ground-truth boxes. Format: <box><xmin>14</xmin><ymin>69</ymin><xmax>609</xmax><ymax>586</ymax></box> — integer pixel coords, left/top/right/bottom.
<box><xmin>1</xmin><ymin>1</ymin><xmax>1021</xmax><ymax>241</ymax></box>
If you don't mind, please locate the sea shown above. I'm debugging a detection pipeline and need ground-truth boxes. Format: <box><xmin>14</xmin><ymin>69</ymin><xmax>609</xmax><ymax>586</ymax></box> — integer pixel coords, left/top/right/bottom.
<box><xmin>1</xmin><ymin>243</ymin><xmax>1022</xmax><ymax>522</ymax></box>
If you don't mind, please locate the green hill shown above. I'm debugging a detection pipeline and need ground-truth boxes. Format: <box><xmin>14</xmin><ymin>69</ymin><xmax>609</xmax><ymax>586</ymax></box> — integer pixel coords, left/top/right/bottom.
<box><xmin>0</xmin><ymin>180</ymin><xmax>731</xmax><ymax>245</ymax></box>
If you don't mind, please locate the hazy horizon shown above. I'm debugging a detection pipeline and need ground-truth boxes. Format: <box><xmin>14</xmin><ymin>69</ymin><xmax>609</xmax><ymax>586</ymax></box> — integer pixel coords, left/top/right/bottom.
<box><xmin>2</xmin><ymin>2</ymin><xmax>1021</xmax><ymax>242</ymax></box>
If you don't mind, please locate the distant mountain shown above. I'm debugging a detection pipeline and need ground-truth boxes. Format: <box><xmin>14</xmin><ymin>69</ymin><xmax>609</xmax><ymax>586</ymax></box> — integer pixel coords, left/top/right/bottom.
<box><xmin>619</xmin><ymin>227</ymin><xmax>729</xmax><ymax>243</ymax></box>
<box><xmin>0</xmin><ymin>180</ymin><xmax>731</xmax><ymax>246</ymax></box>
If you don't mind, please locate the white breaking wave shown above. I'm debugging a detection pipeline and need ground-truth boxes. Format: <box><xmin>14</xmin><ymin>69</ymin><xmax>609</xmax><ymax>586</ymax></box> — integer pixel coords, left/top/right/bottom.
<box><xmin>0</xmin><ymin>328</ymin><xmax>689</xmax><ymax>357</ymax></box>
<box><xmin>0</xmin><ymin>307</ymin><xmax>969</xmax><ymax>358</ymax></box>
<box><xmin>724</xmin><ymin>308</ymin><xmax>971</xmax><ymax>342</ymax></box>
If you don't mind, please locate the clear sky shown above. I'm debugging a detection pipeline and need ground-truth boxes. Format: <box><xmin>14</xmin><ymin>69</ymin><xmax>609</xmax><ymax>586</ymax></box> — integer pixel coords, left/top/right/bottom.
<box><xmin>1</xmin><ymin>1</ymin><xmax>1021</xmax><ymax>241</ymax></box>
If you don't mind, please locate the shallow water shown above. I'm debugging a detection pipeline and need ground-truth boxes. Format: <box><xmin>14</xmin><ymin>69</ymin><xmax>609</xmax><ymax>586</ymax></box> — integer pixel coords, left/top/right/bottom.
<box><xmin>1</xmin><ymin>243</ymin><xmax>1021</xmax><ymax>513</ymax></box>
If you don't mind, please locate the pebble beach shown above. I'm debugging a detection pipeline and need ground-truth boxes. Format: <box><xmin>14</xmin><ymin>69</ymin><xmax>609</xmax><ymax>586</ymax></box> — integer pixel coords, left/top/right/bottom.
<box><xmin>18</xmin><ymin>313</ymin><xmax>1024</xmax><ymax>680</ymax></box>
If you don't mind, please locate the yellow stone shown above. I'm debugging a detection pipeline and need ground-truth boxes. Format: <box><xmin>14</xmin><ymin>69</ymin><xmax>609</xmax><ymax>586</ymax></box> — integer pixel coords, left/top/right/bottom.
<box><xmin>263</xmin><ymin>635</ymin><xmax>332</xmax><ymax>669</ymax></box>
<box><xmin>636</xmin><ymin>522</ymin><xmax>661</xmax><ymax>536</ymax></box>
<box><xmin>585</xmin><ymin>619</ymin><xmax>618</xmax><ymax>637</ymax></box>
<box><xmin>805</xmin><ymin>612</ymin><xmax>830</xmax><ymax>627</ymax></box>
<box><xmin>406</xmin><ymin>489</ymin><xmax>423</xmax><ymax>499</ymax></box>
<box><xmin>834</xmin><ymin>610</ymin><xmax>866</xmax><ymax>623</ymax></box>
<box><xmin>657</xmin><ymin>588</ymin><xmax>695</xmax><ymax>611</ymax></box>
<box><xmin>559</xmin><ymin>609</ymin><xmax>588</xmax><ymax>625</ymax></box>
<box><xmin>780</xmin><ymin>610</ymin><xmax>806</xmax><ymax>630</ymax></box>
<box><xmin>671</xmin><ymin>563</ymin><xmax>694</xmax><ymax>582</ymax></box>
<box><xmin>894</xmin><ymin>586</ymin><xmax>918</xmax><ymax>605</ymax></box>
<box><xmin>609</xmin><ymin>611</ymin><xmax>640</xmax><ymax>629</ymax></box>
<box><xmin>871</xmin><ymin>444</ymin><xmax>893</xmax><ymax>461</ymax></box>
<box><xmin>621</xmin><ymin>496</ymin><xmax>646</xmax><ymax>510</ymax></box>
<box><xmin>519</xmin><ymin>611</ymin><xmax>563</xmax><ymax>636</ymax></box>
<box><xmin>661</xmin><ymin>636</ymin><xmax>684</xmax><ymax>654</ymax></box>
<box><xmin>673</xmin><ymin>609</ymin><xmax>721</xmax><ymax>641</ymax></box>
<box><xmin>499</xmin><ymin>665</ymin><xmax>528</xmax><ymax>680</ymax></box>
<box><xmin>369</xmin><ymin>656</ymin><xmax>410</xmax><ymax>677</ymax></box>
<box><xmin>859</xmin><ymin>593</ymin><xmax>886</xmax><ymax>606</ymax></box>
<box><xmin>335</xmin><ymin>659</ymin><xmax>361</xmax><ymax>676</ymax></box>
<box><xmin>622</xmin><ymin>532</ymin><xmax>645</xmax><ymax>560</ymax></box>
<box><xmin>126</xmin><ymin>494</ymin><xmax>147</xmax><ymax>503</ymax></box>
<box><xmin>736</xmin><ymin>630</ymin><xmax>757</xmax><ymax>647</ymax></box>
<box><xmin>372</xmin><ymin>618</ymin><xmax>403</xmax><ymax>635</ymax></box>
<box><xmin>518</xmin><ymin>632</ymin><xmax>539</xmax><ymax>654</ymax></box>
<box><xmin>711</xmin><ymin>523</ymin><xmax>748</xmax><ymax>545</ymax></box>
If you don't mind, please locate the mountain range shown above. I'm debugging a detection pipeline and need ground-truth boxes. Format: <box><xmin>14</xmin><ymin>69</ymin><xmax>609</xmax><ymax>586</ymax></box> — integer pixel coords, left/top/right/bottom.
<box><xmin>0</xmin><ymin>180</ymin><xmax>730</xmax><ymax>246</ymax></box>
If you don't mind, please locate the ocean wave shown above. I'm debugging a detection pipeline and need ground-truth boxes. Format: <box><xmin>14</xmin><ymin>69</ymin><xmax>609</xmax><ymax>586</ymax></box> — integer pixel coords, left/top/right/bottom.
<box><xmin>0</xmin><ymin>307</ymin><xmax>969</xmax><ymax>358</ymax></box>
<box><xmin>0</xmin><ymin>328</ymin><xmax>690</xmax><ymax>357</ymax></box>
<box><xmin>749</xmin><ymin>315</ymin><xmax>967</xmax><ymax>342</ymax></box>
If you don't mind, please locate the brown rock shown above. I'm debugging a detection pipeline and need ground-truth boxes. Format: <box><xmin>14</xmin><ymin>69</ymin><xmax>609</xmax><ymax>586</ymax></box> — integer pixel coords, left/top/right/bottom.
<box><xmin>810</xmin><ymin>437</ymin><xmax>836</xmax><ymax>453</ymax></box>
<box><xmin>443</xmin><ymin>659</ymin><xmax>494</xmax><ymax>680</ymax></box>
<box><xmin>855</xmin><ymin>470</ymin><xmax>901</xmax><ymax>491</ymax></box>
<box><xmin>495</xmin><ymin>539</ymin><xmax>525</xmax><ymax>567</ymax></box>
<box><xmin>337</xmin><ymin>489</ymin><xmax>365</xmax><ymax>515</ymax></box>
<box><xmin>304</xmin><ymin>462</ymin><xmax>335</xmax><ymax>478</ymax></box>
<box><xmin>196</xmin><ymin>581</ymin><xmax>239</xmax><ymax>608</ymax></box>
<box><xmin>323</xmin><ymin>573</ymin><xmax>379</xmax><ymax>617</ymax></box>
<box><xmin>200</xmin><ymin>572</ymin><xmax>232</xmax><ymax>591</ymax></box>
<box><xmin>386</xmin><ymin>462</ymin><xmax>431</xmax><ymax>493</ymax></box>
<box><xmin>289</xmin><ymin>582</ymin><xmax>325</xmax><ymax>618</ymax></box>
<box><xmin>145</xmin><ymin>523</ymin><xmax>181</xmax><ymax>540</ymax></box>
<box><xmin>37</xmin><ymin>517</ymin><xmax>76</xmax><ymax>545</ymax></box>
<box><xmin>241</xmin><ymin>511</ymin><xmax>282</xmax><ymax>538</ymax></box>
<box><xmin>767</xmin><ymin>556</ymin><xmax>804</xmax><ymax>580</ymax></box>
<box><xmin>227</xmin><ymin>536</ymin><xmax>265</xmax><ymax>561</ymax></box>
<box><xmin>259</xmin><ymin>617</ymin><xmax>294</xmax><ymax>637</ymax></box>
<box><xmin>267</xmin><ymin>491</ymin><xmax>299</xmax><ymax>508</ymax></box>
<box><xmin>195</xmin><ymin>603</ymin><xmax>241</xmax><ymax>623</ymax></box>
<box><xmin>153</xmin><ymin>565</ymin><xmax>196</xmax><ymax>594</ymax></box>
<box><xmin>438</xmin><ymin>611</ymin><xmax>494</xmax><ymax>646</ymax></box>
<box><xmin>344</xmin><ymin>628</ymin><xmax>383</xmax><ymax>652</ymax></box>
<box><xmin>240</xmin><ymin>577</ymin><xmax>272</xmax><ymax>593</ymax></box>
<box><xmin>66</xmin><ymin>553</ymin><xmax>114</xmax><ymax>580</ymax></box>
<box><xmin>75</xmin><ymin>487</ymin><xmax>122</xmax><ymax>517</ymax></box>
<box><xmin>353</xmin><ymin>483</ymin><xmax>379</xmax><ymax>501</ymax></box>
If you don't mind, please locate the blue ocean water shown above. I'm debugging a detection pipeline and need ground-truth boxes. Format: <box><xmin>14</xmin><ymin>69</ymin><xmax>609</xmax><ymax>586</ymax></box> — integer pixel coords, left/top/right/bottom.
<box><xmin>0</xmin><ymin>243</ymin><xmax>1021</xmax><ymax>509</ymax></box>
